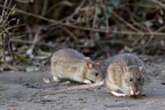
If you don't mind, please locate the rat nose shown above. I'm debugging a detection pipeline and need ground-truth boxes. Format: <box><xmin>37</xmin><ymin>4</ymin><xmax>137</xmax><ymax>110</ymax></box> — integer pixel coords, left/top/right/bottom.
<box><xmin>135</xmin><ymin>90</ymin><xmax>140</xmax><ymax>95</ymax></box>
<box><xmin>130</xmin><ymin>89</ymin><xmax>140</xmax><ymax>96</ymax></box>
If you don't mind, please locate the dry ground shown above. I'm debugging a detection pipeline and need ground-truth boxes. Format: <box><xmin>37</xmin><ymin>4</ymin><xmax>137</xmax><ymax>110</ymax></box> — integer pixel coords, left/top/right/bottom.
<box><xmin>0</xmin><ymin>55</ymin><xmax>165</xmax><ymax>110</ymax></box>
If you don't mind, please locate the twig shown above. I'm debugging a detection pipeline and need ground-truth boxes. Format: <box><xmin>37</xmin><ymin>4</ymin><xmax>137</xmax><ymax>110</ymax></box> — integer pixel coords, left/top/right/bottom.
<box><xmin>127</xmin><ymin>3</ymin><xmax>160</xmax><ymax>9</ymax></box>
<box><xmin>90</xmin><ymin>4</ymin><xmax>99</xmax><ymax>38</ymax></box>
<box><xmin>26</xmin><ymin>28</ymin><xmax>41</xmax><ymax>58</ymax></box>
<box><xmin>0</xmin><ymin>4</ymin><xmax>108</xmax><ymax>33</ymax></box>
<box><xmin>141</xmin><ymin>28</ymin><xmax>154</xmax><ymax>54</ymax></box>
<box><xmin>46</xmin><ymin>1</ymin><xmax>73</xmax><ymax>15</ymax></box>
<box><xmin>1</xmin><ymin>63</ymin><xmax>18</xmax><ymax>71</ymax></box>
<box><xmin>1</xmin><ymin>0</ymin><xmax>8</xmax><ymax>21</ymax></box>
<box><xmin>112</xmin><ymin>30</ymin><xmax>165</xmax><ymax>37</ymax></box>
<box><xmin>63</xmin><ymin>0</ymin><xmax>86</xmax><ymax>21</ymax></box>
<box><xmin>0</xmin><ymin>0</ymin><xmax>16</xmax><ymax>65</ymax></box>
<box><xmin>41</xmin><ymin>0</ymin><xmax>48</xmax><ymax>16</ymax></box>
<box><xmin>151</xmin><ymin>0</ymin><xmax>165</xmax><ymax>8</ymax></box>
<box><xmin>62</xmin><ymin>27</ymin><xmax>78</xmax><ymax>42</ymax></box>
<box><xmin>0</xmin><ymin>3</ymin><xmax>165</xmax><ymax>37</ymax></box>
<box><xmin>10</xmin><ymin>39</ymin><xmax>55</xmax><ymax>48</ymax></box>
<box><xmin>0</xmin><ymin>24</ymin><xmax>25</xmax><ymax>37</ymax></box>
<box><xmin>112</xmin><ymin>11</ymin><xmax>141</xmax><ymax>32</ymax></box>
<box><xmin>156</xmin><ymin>25</ymin><xmax>165</xmax><ymax>32</ymax></box>
<box><xmin>129</xmin><ymin>11</ymin><xmax>147</xmax><ymax>32</ymax></box>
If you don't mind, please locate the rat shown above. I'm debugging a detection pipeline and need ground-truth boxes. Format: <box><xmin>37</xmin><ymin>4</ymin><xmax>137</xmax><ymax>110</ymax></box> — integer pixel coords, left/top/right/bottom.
<box><xmin>50</xmin><ymin>48</ymin><xmax>103</xmax><ymax>84</ymax></box>
<box><xmin>41</xmin><ymin>53</ymin><xmax>146</xmax><ymax>96</ymax></box>
<box><xmin>105</xmin><ymin>53</ymin><xmax>145</xmax><ymax>97</ymax></box>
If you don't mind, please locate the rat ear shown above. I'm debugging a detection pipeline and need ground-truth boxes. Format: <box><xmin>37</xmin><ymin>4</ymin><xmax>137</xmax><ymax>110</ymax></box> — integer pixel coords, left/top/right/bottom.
<box><xmin>139</xmin><ymin>66</ymin><xmax>143</xmax><ymax>71</ymax></box>
<box><xmin>85</xmin><ymin>57</ymin><xmax>91</xmax><ymax>60</ymax></box>
<box><xmin>95</xmin><ymin>62</ymin><xmax>100</xmax><ymax>66</ymax></box>
<box><xmin>85</xmin><ymin>57</ymin><xmax>94</xmax><ymax>69</ymax></box>
<box><xmin>87</xmin><ymin>62</ymin><xmax>93</xmax><ymax>69</ymax></box>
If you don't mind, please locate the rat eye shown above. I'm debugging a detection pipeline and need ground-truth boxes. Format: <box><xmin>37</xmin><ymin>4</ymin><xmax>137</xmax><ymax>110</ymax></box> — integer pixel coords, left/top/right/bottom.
<box><xmin>95</xmin><ymin>73</ymin><xmax>99</xmax><ymax>76</ymax></box>
<box><xmin>137</xmin><ymin>78</ymin><xmax>141</xmax><ymax>81</ymax></box>
<box><xmin>129</xmin><ymin>78</ymin><xmax>133</xmax><ymax>82</ymax></box>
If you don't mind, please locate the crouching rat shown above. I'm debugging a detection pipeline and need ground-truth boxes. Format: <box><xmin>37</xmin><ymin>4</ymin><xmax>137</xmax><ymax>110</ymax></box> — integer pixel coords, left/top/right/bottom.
<box><xmin>50</xmin><ymin>48</ymin><xmax>103</xmax><ymax>84</ymax></box>
<box><xmin>42</xmin><ymin>53</ymin><xmax>146</xmax><ymax>97</ymax></box>
<box><xmin>105</xmin><ymin>53</ymin><xmax>145</xmax><ymax>97</ymax></box>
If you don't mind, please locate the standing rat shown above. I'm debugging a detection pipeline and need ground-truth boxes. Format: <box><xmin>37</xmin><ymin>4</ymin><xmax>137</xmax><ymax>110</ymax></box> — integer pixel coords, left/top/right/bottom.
<box><xmin>50</xmin><ymin>48</ymin><xmax>103</xmax><ymax>84</ymax></box>
<box><xmin>105</xmin><ymin>53</ymin><xmax>145</xmax><ymax>97</ymax></box>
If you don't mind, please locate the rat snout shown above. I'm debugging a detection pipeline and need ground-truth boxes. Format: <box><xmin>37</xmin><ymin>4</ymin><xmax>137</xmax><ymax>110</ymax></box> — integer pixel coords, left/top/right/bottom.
<box><xmin>129</xmin><ymin>82</ymin><xmax>142</xmax><ymax>96</ymax></box>
<box><xmin>135</xmin><ymin>90</ymin><xmax>141</xmax><ymax>95</ymax></box>
<box><xmin>130</xmin><ymin>88</ymin><xmax>141</xmax><ymax>96</ymax></box>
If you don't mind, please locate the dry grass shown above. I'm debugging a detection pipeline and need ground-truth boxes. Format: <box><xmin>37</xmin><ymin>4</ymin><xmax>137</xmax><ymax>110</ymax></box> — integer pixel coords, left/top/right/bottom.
<box><xmin>0</xmin><ymin>0</ymin><xmax>165</xmax><ymax>71</ymax></box>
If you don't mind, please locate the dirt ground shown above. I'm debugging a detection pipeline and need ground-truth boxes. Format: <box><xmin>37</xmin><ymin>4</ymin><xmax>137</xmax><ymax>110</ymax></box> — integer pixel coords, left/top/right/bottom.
<box><xmin>0</xmin><ymin>55</ymin><xmax>165</xmax><ymax>110</ymax></box>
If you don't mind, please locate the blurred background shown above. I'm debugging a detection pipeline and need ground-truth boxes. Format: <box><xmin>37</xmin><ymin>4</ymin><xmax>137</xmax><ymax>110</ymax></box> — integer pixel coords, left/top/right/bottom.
<box><xmin>0</xmin><ymin>0</ymin><xmax>165</xmax><ymax>71</ymax></box>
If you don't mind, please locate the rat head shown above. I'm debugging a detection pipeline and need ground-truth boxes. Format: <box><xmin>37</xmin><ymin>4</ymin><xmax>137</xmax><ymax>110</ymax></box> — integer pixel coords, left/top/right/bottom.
<box><xmin>84</xmin><ymin>57</ymin><xmax>103</xmax><ymax>83</ymax></box>
<box><xmin>123</xmin><ymin>65</ymin><xmax>145</xmax><ymax>96</ymax></box>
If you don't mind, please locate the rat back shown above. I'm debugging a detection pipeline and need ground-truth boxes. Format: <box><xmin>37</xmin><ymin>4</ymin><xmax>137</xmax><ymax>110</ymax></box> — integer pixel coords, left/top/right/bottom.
<box><xmin>105</xmin><ymin>53</ymin><xmax>145</xmax><ymax>96</ymax></box>
<box><xmin>51</xmin><ymin>48</ymin><xmax>85</xmax><ymax>62</ymax></box>
<box><xmin>110</xmin><ymin>53</ymin><xmax>144</xmax><ymax>67</ymax></box>
<box><xmin>51</xmin><ymin>48</ymin><xmax>86</xmax><ymax>81</ymax></box>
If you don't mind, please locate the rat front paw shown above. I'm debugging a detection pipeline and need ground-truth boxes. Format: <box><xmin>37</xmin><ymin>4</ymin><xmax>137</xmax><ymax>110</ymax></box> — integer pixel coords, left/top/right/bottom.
<box><xmin>83</xmin><ymin>80</ymin><xmax>92</xmax><ymax>84</ymax></box>
<box><xmin>110</xmin><ymin>91</ymin><xmax>127</xmax><ymax>97</ymax></box>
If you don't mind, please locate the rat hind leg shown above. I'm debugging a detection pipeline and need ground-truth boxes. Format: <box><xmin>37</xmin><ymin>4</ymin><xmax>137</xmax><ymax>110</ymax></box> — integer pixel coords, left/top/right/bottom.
<box><xmin>52</xmin><ymin>76</ymin><xmax>60</xmax><ymax>82</ymax></box>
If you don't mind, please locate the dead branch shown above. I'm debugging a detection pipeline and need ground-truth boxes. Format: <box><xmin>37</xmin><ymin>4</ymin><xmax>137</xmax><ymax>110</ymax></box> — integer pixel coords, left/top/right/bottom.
<box><xmin>0</xmin><ymin>4</ymin><xmax>108</xmax><ymax>33</ymax></box>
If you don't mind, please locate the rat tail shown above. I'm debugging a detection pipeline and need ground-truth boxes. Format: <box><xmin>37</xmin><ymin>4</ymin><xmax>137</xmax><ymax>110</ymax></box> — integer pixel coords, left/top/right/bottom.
<box><xmin>40</xmin><ymin>81</ymin><xmax>104</xmax><ymax>96</ymax></box>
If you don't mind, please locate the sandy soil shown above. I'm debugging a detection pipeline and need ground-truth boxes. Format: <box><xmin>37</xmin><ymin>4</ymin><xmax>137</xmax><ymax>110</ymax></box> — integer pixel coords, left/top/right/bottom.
<box><xmin>0</xmin><ymin>56</ymin><xmax>165</xmax><ymax>110</ymax></box>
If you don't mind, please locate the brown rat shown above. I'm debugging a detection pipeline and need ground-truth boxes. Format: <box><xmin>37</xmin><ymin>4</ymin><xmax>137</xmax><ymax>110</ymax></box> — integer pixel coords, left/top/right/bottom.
<box><xmin>50</xmin><ymin>48</ymin><xmax>103</xmax><ymax>84</ymax></box>
<box><xmin>105</xmin><ymin>53</ymin><xmax>145</xmax><ymax>97</ymax></box>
